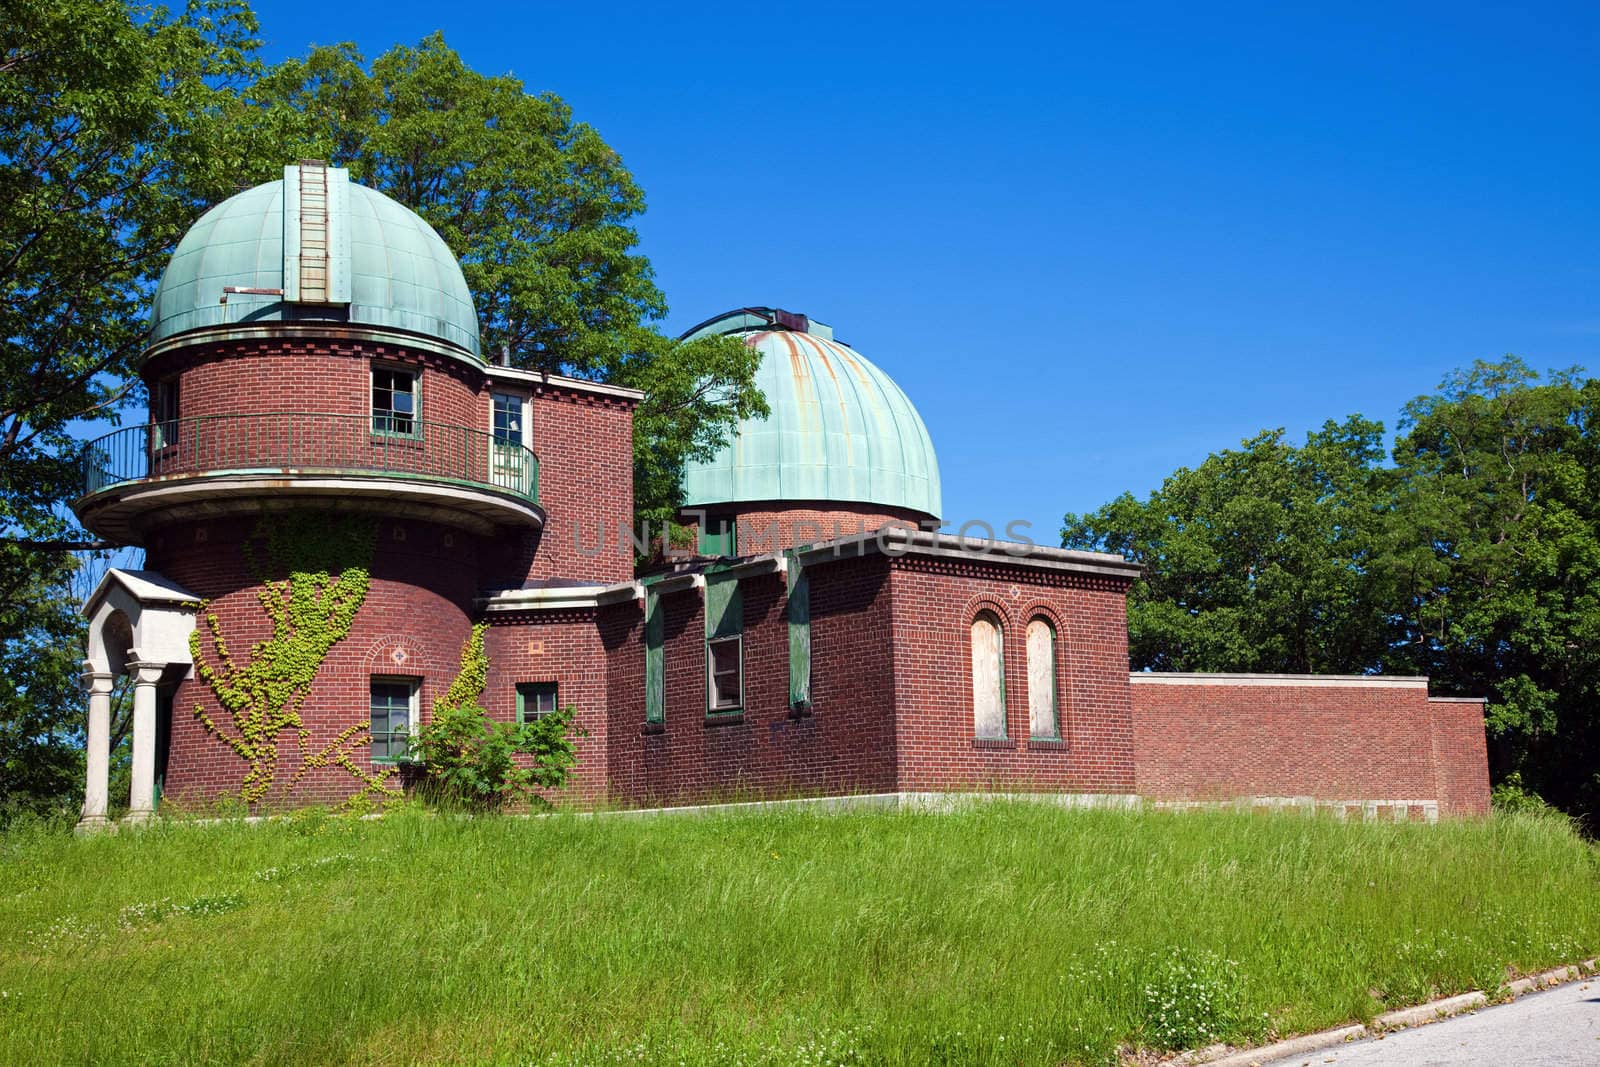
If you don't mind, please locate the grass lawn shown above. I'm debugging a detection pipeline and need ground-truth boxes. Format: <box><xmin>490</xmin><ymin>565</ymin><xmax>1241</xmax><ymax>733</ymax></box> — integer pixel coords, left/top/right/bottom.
<box><xmin>1</xmin><ymin>803</ymin><xmax>1595</xmax><ymax>1065</ymax></box>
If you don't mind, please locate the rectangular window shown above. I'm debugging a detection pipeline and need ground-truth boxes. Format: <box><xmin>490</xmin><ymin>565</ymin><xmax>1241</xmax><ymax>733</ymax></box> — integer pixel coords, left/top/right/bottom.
<box><xmin>516</xmin><ymin>681</ymin><xmax>559</xmax><ymax>722</ymax></box>
<box><xmin>151</xmin><ymin>379</ymin><xmax>180</xmax><ymax>449</ymax></box>
<box><xmin>705</xmin><ymin>575</ymin><xmax>744</xmax><ymax>713</ymax></box>
<box><xmin>490</xmin><ymin>392</ymin><xmax>529</xmax><ymax>490</ymax></box>
<box><xmin>708</xmin><ymin>635</ymin><xmax>742</xmax><ymax>710</ymax></box>
<box><xmin>698</xmin><ymin>517</ymin><xmax>736</xmax><ymax>557</ymax></box>
<box><xmin>491</xmin><ymin>392</ymin><xmax>524</xmax><ymax>446</ymax></box>
<box><xmin>372</xmin><ymin>367</ymin><xmax>418</xmax><ymax>436</ymax></box>
<box><xmin>369</xmin><ymin>678</ymin><xmax>417</xmax><ymax>761</ymax></box>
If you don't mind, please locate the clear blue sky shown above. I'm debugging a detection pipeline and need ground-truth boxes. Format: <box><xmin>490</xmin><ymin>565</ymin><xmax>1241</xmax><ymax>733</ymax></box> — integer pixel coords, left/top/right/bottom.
<box><xmin>251</xmin><ymin>0</ymin><xmax>1598</xmax><ymax>540</ymax></box>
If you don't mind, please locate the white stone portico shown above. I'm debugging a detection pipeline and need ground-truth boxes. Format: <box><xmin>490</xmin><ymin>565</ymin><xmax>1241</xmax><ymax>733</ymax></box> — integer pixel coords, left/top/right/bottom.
<box><xmin>78</xmin><ymin>569</ymin><xmax>200</xmax><ymax>830</ymax></box>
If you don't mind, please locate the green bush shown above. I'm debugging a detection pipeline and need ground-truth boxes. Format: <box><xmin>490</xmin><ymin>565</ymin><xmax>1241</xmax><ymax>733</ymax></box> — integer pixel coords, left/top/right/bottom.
<box><xmin>1492</xmin><ymin>772</ymin><xmax>1562</xmax><ymax>817</ymax></box>
<box><xmin>407</xmin><ymin>702</ymin><xmax>578</xmax><ymax>812</ymax></box>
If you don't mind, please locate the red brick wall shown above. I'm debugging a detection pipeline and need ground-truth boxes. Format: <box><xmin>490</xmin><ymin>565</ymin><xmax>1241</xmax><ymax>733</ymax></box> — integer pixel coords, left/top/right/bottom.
<box><xmin>885</xmin><ymin>557</ymin><xmax>1139</xmax><ymax>795</ymax></box>
<box><xmin>1428</xmin><ymin>698</ymin><xmax>1492</xmax><ymax>816</ymax></box>
<box><xmin>681</xmin><ymin>501</ymin><xmax>933</xmax><ymax>553</ymax></box>
<box><xmin>482</xmin><ymin>612</ymin><xmax>609</xmax><ymax>804</ymax></box>
<box><xmin>148</xmin><ymin>514</ymin><xmax>478</xmax><ymax>809</ymax></box>
<box><xmin>522</xmin><ymin>385</ymin><xmax>636</xmax><ymax>585</ymax></box>
<box><xmin>146</xmin><ymin>336</ymin><xmax>485</xmax><ymax>430</ymax></box>
<box><xmin>1129</xmin><ymin>678</ymin><xmax>1458</xmax><ymax>806</ymax></box>
<box><xmin>601</xmin><ymin>556</ymin><xmax>899</xmax><ymax>806</ymax></box>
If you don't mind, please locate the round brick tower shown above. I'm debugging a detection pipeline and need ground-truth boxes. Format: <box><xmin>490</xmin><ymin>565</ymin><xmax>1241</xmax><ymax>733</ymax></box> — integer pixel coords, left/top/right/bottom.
<box><xmin>73</xmin><ymin>162</ymin><xmax>544</xmax><ymax>820</ymax></box>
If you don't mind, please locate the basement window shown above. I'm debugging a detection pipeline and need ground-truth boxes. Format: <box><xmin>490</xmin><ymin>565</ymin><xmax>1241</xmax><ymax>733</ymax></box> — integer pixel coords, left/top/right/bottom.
<box><xmin>372</xmin><ymin>367</ymin><xmax>418</xmax><ymax>436</ymax></box>
<box><xmin>370</xmin><ymin>678</ymin><xmax>418</xmax><ymax>761</ymax></box>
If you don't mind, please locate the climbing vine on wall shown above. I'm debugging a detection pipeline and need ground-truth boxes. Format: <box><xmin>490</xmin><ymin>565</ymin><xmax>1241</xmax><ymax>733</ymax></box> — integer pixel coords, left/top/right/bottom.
<box><xmin>189</xmin><ymin>514</ymin><xmax>397</xmax><ymax>805</ymax></box>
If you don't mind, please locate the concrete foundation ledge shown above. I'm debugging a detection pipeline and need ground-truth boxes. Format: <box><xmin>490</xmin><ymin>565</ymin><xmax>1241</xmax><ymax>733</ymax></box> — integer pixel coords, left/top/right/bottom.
<box><xmin>1172</xmin><ymin>957</ymin><xmax>1598</xmax><ymax>1066</ymax></box>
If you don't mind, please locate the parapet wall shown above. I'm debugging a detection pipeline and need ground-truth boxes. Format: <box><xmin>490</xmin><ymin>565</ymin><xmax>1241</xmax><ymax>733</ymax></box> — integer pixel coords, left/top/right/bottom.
<box><xmin>1129</xmin><ymin>673</ymin><xmax>1490</xmax><ymax>817</ymax></box>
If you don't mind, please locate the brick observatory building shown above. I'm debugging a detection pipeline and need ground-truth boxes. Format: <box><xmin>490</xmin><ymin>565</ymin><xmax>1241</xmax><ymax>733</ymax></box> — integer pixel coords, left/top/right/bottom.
<box><xmin>72</xmin><ymin>164</ymin><xmax>1490</xmax><ymax>828</ymax></box>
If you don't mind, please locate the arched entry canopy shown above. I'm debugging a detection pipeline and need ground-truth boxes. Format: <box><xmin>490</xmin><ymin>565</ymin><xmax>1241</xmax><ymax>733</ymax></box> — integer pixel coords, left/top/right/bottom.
<box><xmin>80</xmin><ymin>569</ymin><xmax>200</xmax><ymax>829</ymax></box>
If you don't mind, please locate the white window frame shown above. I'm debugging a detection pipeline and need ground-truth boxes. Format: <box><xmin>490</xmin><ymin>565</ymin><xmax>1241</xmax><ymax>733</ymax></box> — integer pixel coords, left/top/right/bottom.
<box><xmin>707</xmin><ymin>634</ymin><xmax>743</xmax><ymax>712</ymax></box>
<box><xmin>371</xmin><ymin>365</ymin><xmax>420</xmax><ymax>437</ymax></box>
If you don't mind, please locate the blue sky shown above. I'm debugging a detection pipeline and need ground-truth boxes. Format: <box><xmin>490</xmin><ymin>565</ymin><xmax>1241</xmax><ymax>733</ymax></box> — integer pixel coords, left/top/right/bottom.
<box><xmin>250</xmin><ymin>0</ymin><xmax>1599</xmax><ymax>539</ymax></box>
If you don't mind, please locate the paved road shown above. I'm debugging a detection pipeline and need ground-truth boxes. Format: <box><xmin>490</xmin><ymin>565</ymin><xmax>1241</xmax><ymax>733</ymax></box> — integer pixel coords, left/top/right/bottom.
<box><xmin>1261</xmin><ymin>979</ymin><xmax>1599</xmax><ymax>1066</ymax></box>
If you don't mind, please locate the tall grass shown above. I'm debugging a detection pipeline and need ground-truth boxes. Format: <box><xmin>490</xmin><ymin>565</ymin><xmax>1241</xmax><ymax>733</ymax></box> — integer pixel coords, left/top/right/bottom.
<box><xmin>1</xmin><ymin>803</ymin><xmax>1595</xmax><ymax>1065</ymax></box>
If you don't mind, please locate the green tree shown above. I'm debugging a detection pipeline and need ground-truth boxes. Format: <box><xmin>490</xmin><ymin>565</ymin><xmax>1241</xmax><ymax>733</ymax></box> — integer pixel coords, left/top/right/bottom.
<box><xmin>1</xmin><ymin>0</ymin><xmax>279</xmax><ymax>815</ymax></box>
<box><xmin>251</xmin><ymin>34</ymin><xmax>767</xmax><ymax>526</ymax></box>
<box><xmin>1388</xmin><ymin>358</ymin><xmax>1600</xmax><ymax>819</ymax></box>
<box><xmin>1063</xmin><ymin>359</ymin><xmax>1600</xmax><ymax>824</ymax></box>
<box><xmin>1062</xmin><ymin>416</ymin><xmax>1396</xmax><ymax>674</ymax></box>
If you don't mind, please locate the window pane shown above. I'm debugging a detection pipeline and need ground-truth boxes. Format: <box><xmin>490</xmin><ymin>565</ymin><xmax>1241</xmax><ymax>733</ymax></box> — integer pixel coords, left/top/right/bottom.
<box><xmin>709</xmin><ymin>638</ymin><xmax>741</xmax><ymax>709</ymax></box>
<box><xmin>971</xmin><ymin>614</ymin><xmax>1004</xmax><ymax>738</ymax></box>
<box><xmin>493</xmin><ymin>394</ymin><xmax>523</xmax><ymax>445</ymax></box>
<box><xmin>1027</xmin><ymin>619</ymin><xmax>1058</xmax><ymax>738</ymax></box>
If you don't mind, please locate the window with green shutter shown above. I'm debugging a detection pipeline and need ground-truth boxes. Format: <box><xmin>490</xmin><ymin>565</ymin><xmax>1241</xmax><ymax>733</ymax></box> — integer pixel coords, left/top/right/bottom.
<box><xmin>705</xmin><ymin>575</ymin><xmax>743</xmax><ymax>714</ymax></box>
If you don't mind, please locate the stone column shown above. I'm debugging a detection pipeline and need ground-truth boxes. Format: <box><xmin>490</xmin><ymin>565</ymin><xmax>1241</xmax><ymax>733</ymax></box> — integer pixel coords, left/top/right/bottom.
<box><xmin>77</xmin><ymin>667</ymin><xmax>116</xmax><ymax>832</ymax></box>
<box><xmin>124</xmin><ymin>661</ymin><xmax>165</xmax><ymax>824</ymax></box>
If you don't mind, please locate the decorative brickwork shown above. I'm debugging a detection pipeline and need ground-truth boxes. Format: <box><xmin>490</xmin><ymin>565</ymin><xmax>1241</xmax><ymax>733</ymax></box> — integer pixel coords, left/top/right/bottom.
<box><xmin>885</xmin><ymin>557</ymin><xmax>1139</xmax><ymax>795</ymax></box>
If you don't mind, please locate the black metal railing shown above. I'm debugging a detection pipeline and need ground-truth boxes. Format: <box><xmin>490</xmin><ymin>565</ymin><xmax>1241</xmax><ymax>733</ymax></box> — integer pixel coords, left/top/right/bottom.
<box><xmin>80</xmin><ymin>412</ymin><xmax>539</xmax><ymax>502</ymax></box>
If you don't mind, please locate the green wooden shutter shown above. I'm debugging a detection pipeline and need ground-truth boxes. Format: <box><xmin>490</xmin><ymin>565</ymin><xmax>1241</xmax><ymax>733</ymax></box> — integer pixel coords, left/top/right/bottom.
<box><xmin>787</xmin><ymin>553</ymin><xmax>811</xmax><ymax>707</ymax></box>
<box><xmin>644</xmin><ymin>589</ymin><xmax>664</xmax><ymax>723</ymax></box>
<box><xmin>705</xmin><ymin>574</ymin><xmax>743</xmax><ymax>640</ymax></box>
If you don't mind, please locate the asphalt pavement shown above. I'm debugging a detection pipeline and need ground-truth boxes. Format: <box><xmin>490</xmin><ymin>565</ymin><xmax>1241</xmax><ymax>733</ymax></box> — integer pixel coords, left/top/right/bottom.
<box><xmin>1260</xmin><ymin>979</ymin><xmax>1599</xmax><ymax>1066</ymax></box>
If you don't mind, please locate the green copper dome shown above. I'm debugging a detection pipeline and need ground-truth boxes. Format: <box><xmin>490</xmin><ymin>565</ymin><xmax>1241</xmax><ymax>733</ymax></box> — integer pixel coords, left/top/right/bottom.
<box><xmin>680</xmin><ymin>308</ymin><xmax>942</xmax><ymax>518</ymax></box>
<box><xmin>149</xmin><ymin>163</ymin><xmax>480</xmax><ymax>358</ymax></box>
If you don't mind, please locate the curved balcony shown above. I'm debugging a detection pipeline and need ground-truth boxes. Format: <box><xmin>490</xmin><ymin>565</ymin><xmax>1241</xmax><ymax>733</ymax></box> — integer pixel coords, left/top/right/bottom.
<box><xmin>76</xmin><ymin>412</ymin><xmax>543</xmax><ymax>544</ymax></box>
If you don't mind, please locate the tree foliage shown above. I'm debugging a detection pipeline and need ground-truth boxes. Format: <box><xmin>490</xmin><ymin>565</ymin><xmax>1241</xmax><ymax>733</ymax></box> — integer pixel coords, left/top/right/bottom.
<box><xmin>1</xmin><ymin>0</ymin><xmax>278</xmax><ymax>546</ymax></box>
<box><xmin>1064</xmin><ymin>358</ymin><xmax>1600</xmax><ymax>823</ymax></box>
<box><xmin>249</xmin><ymin>33</ymin><xmax>767</xmax><ymax>523</ymax></box>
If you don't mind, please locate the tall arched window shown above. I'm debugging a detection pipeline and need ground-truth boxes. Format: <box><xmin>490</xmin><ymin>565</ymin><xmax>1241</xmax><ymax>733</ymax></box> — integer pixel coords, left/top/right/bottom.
<box><xmin>1026</xmin><ymin>617</ymin><xmax>1059</xmax><ymax>739</ymax></box>
<box><xmin>970</xmin><ymin>611</ymin><xmax>1005</xmax><ymax>738</ymax></box>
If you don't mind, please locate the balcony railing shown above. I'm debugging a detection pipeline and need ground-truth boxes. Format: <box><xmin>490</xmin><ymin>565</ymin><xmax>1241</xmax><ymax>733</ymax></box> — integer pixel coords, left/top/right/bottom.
<box><xmin>80</xmin><ymin>412</ymin><xmax>539</xmax><ymax>503</ymax></box>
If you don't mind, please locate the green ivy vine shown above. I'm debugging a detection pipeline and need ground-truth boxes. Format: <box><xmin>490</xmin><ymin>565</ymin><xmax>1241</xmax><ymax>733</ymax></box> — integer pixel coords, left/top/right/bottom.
<box><xmin>189</xmin><ymin>514</ymin><xmax>398</xmax><ymax>806</ymax></box>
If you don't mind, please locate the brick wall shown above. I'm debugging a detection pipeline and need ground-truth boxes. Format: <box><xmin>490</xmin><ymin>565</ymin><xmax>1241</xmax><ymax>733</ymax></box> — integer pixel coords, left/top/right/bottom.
<box><xmin>680</xmin><ymin>501</ymin><xmax>934</xmax><ymax>553</ymax></box>
<box><xmin>601</xmin><ymin>556</ymin><xmax>899</xmax><ymax>806</ymax></box>
<box><xmin>521</xmin><ymin>385</ymin><xmax>636</xmax><ymax>585</ymax></box>
<box><xmin>482</xmin><ymin>612</ymin><xmax>610</xmax><ymax>804</ymax></box>
<box><xmin>1128</xmin><ymin>676</ymin><xmax>1488</xmax><ymax>813</ymax></box>
<box><xmin>885</xmin><ymin>557</ymin><xmax>1139</xmax><ymax>795</ymax></box>
<box><xmin>1428</xmin><ymin>697</ymin><xmax>1492</xmax><ymax>816</ymax></box>
<box><xmin>149</xmin><ymin>514</ymin><xmax>478</xmax><ymax>809</ymax></box>
<box><xmin>147</xmin><ymin>336</ymin><xmax>485</xmax><ymax>430</ymax></box>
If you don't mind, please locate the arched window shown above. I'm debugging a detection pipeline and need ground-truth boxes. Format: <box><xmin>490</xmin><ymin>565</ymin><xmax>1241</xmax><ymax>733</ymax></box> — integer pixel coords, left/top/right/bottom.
<box><xmin>970</xmin><ymin>611</ymin><xmax>1005</xmax><ymax>738</ymax></box>
<box><xmin>1026</xmin><ymin>617</ymin><xmax>1059</xmax><ymax>739</ymax></box>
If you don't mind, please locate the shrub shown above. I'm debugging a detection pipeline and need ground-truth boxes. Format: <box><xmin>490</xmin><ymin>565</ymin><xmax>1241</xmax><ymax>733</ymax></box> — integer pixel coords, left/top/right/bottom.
<box><xmin>1491</xmin><ymin>772</ymin><xmax>1561</xmax><ymax>817</ymax></box>
<box><xmin>407</xmin><ymin>702</ymin><xmax>579</xmax><ymax>812</ymax></box>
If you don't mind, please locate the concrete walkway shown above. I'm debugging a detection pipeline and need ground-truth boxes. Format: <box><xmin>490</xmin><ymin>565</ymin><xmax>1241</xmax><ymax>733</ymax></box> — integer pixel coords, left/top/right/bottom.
<box><xmin>1260</xmin><ymin>979</ymin><xmax>1599</xmax><ymax>1066</ymax></box>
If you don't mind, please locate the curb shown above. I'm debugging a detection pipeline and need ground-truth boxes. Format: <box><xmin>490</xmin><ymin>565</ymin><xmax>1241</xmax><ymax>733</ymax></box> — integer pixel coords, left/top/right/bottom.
<box><xmin>1172</xmin><ymin>957</ymin><xmax>1597</xmax><ymax>1067</ymax></box>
